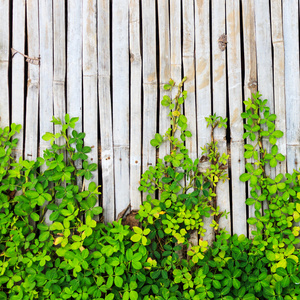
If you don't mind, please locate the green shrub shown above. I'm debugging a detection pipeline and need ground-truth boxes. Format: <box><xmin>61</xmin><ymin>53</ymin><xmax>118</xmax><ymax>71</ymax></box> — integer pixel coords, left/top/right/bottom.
<box><xmin>1</xmin><ymin>83</ymin><xmax>300</xmax><ymax>300</ymax></box>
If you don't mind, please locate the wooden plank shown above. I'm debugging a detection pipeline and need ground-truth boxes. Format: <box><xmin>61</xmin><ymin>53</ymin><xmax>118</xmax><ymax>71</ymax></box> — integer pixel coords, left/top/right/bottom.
<box><xmin>271</xmin><ymin>0</ymin><xmax>286</xmax><ymax>176</ymax></box>
<box><xmin>112</xmin><ymin>0</ymin><xmax>130</xmax><ymax>216</ymax></box>
<box><xmin>195</xmin><ymin>0</ymin><xmax>214</xmax><ymax>245</ymax></box>
<box><xmin>130</xmin><ymin>0</ymin><xmax>142</xmax><ymax>210</ymax></box>
<box><xmin>226</xmin><ymin>0</ymin><xmax>246</xmax><ymax>236</ymax></box>
<box><xmin>98</xmin><ymin>0</ymin><xmax>114</xmax><ymax>223</ymax></box>
<box><xmin>0</xmin><ymin>0</ymin><xmax>10</xmax><ymax>128</ymax></box>
<box><xmin>24</xmin><ymin>0</ymin><xmax>39</xmax><ymax>161</ymax></box>
<box><xmin>170</xmin><ymin>0</ymin><xmax>181</xmax><ymax>88</ymax></box>
<box><xmin>157</xmin><ymin>0</ymin><xmax>171</xmax><ymax>159</ymax></box>
<box><xmin>183</xmin><ymin>0</ymin><xmax>198</xmax><ymax>247</ymax></box>
<box><xmin>11</xmin><ymin>0</ymin><xmax>26</xmax><ymax>161</ymax></box>
<box><xmin>83</xmin><ymin>0</ymin><xmax>98</xmax><ymax>203</ymax></box>
<box><xmin>53</xmin><ymin>0</ymin><xmax>66</xmax><ymax>141</ymax></box>
<box><xmin>283</xmin><ymin>0</ymin><xmax>300</xmax><ymax>174</ymax></box>
<box><xmin>39</xmin><ymin>0</ymin><xmax>53</xmax><ymax>225</ymax></box>
<box><xmin>67</xmin><ymin>0</ymin><xmax>82</xmax><ymax>192</ymax></box>
<box><xmin>211</xmin><ymin>0</ymin><xmax>231</xmax><ymax>233</ymax></box>
<box><xmin>254</xmin><ymin>0</ymin><xmax>274</xmax><ymax>191</ymax></box>
<box><xmin>142</xmin><ymin>0</ymin><xmax>157</xmax><ymax>201</ymax></box>
<box><xmin>241</xmin><ymin>0</ymin><xmax>258</xmax><ymax>239</ymax></box>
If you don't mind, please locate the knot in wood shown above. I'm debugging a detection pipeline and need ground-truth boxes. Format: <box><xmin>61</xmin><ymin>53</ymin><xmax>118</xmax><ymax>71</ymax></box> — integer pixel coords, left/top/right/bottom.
<box><xmin>218</xmin><ymin>34</ymin><xmax>227</xmax><ymax>51</ymax></box>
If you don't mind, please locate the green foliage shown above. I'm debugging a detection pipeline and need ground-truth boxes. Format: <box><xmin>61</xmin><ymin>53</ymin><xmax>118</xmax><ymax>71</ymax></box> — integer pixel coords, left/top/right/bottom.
<box><xmin>138</xmin><ymin>78</ymin><xmax>229</xmax><ymax>252</ymax></box>
<box><xmin>2</xmin><ymin>88</ymin><xmax>300</xmax><ymax>300</ymax></box>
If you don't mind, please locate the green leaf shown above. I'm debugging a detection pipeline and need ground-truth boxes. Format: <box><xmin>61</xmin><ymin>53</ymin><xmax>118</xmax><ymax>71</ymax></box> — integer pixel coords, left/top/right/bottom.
<box><xmin>271</xmin><ymin>145</ymin><xmax>278</xmax><ymax>155</ymax></box>
<box><xmin>179</xmin><ymin>115</ymin><xmax>187</xmax><ymax>124</ymax></box>
<box><xmin>39</xmin><ymin>231</ymin><xmax>50</xmax><ymax>242</ymax></box>
<box><xmin>270</xmin><ymin>158</ymin><xmax>277</xmax><ymax>168</ymax></box>
<box><xmin>30</xmin><ymin>212</ymin><xmax>40</xmax><ymax>222</ymax></box>
<box><xmin>150</xmin><ymin>139</ymin><xmax>159</xmax><ymax>147</ymax></box>
<box><xmin>105</xmin><ymin>293</ymin><xmax>114</xmax><ymax>300</ymax></box>
<box><xmin>247</xmin><ymin>218</ymin><xmax>257</xmax><ymax>225</ymax></box>
<box><xmin>240</xmin><ymin>173</ymin><xmax>251</xmax><ymax>182</ymax></box>
<box><xmin>265</xmin><ymin>250</ymin><xmax>275</xmax><ymax>261</ymax></box>
<box><xmin>276</xmin><ymin>153</ymin><xmax>285</xmax><ymax>161</ymax></box>
<box><xmin>268</xmin><ymin>184</ymin><xmax>277</xmax><ymax>194</ymax></box>
<box><xmin>131</xmin><ymin>234</ymin><xmax>141</xmax><ymax>243</ymax></box>
<box><xmin>114</xmin><ymin>276</ymin><xmax>123</xmax><ymax>288</ymax></box>
<box><xmin>129</xmin><ymin>291</ymin><xmax>138</xmax><ymax>300</ymax></box>
<box><xmin>42</xmin><ymin>132</ymin><xmax>54</xmax><ymax>141</ymax></box>
<box><xmin>273</xmin><ymin>130</ymin><xmax>283</xmax><ymax>138</ymax></box>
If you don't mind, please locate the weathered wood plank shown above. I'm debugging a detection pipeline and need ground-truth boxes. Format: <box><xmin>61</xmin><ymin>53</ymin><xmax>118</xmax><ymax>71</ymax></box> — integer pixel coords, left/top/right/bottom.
<box><xmin>255</xmin><ymin>0</ymin><xmax>274</xmax><ymax>192</ymax></box>
<box><xmin>11</xmin><ymin>0</ymin><xmax>26</xmax><ymax>161</ymax></box>
<box><xmin>241</xmin><ymin>0</ymin><xmax>258</xmax><ymax>239</ymax></box>
<box><xmin>183</xmin><ymin>0</ymin><xmax>198</xmax><ymax>247</ymax></box>
<box><xmin>67</xmin><ymin>0</ymin><xmax>82</xmax><ymax>192</ymax></box>
<box><xmin>39</xmin><ymin>0</ymin><xmax>53</xmax><ymax>225</ymax></box>
<box><xmin>226</xmin><ymin>0</ymin><xmax>246</xmax><ymax>236</ymax></box>
<box><xmin>24</xmin><ymin>0</ymin><xmax>39</xmax><ymax>161</ymax></box>
<box><xmin>283</xmin><ymin>0</ymin><xmax>300</xmax><ymax>173</ymax></box>
<box><xmin>0</xmin><ymin>0</ymin><xmax>10</xmax><ymax>128</ymax></box>
<box><xmin>98</xmin><ymin>0</ymin><xmax>115</xmax><ymax>223</ymax></box>
<box><xmin>142</xmin><ymin>0</ymin><xmax>157</xmax><ymax>201</ymax></box>
<box><xmin>195</xmin><ymin>0</ymin><xmax>214</xmax><ymax>245</ymax></box>
<box><xmin>53</xmin><ymin>0</ymin><xmax>66</xmax><ymax>133</ymax></box>
<box><xmin>112</xmin><ymin>0</ymin><xmax>130</xmax><ymax>215</ymax></box>
<box><xmin>83</xmin><ymin>0</ymin><xmax>98</xmax><ymax>205</ymax></box>
<box><xmin>157</xmin><ymin>0</ymin><xmax>171</xmax><ymax>160</ymax></box>
<box><xmin>271</xmin><ymin>0</ymin><xmax>286</xmax><ymax>176</ymax></box>
<box><xmin>67</xmin><ymin>0</ymin><xmax>82</xmax><ymax>135</ymax></box>
<box><xmin>212</xmin><ymin>0</ymin><xmax>231</xmax><ymax>233</ymax></box>
<box><xmin>130</xmin><ymin>0</ymin><xmax>142</xmax><ymax>210</ymax></box>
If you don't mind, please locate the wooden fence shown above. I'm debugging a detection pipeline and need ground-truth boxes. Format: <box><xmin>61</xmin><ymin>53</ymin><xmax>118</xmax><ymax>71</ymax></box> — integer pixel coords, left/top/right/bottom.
<box><xmin>0</xmin><ymin>0</ymin><xmax>299</xmax><ymax>244</ymax></box>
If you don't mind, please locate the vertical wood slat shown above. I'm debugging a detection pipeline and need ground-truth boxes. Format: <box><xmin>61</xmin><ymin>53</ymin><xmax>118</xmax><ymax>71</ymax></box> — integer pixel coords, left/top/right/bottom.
<box><xmin>142</xmin><ymin>0</ymin><xmax>157</xmax><ymax>201</ymax></box>
<box><xmin>211</xmin><ymin>0</ymin><xmax>231</xmax><ymax>233</ymax></box>
<box><xmin>283</xmin><ymin>0</ymin><xmax>300</xmax><ymax>174</ymax></box>
<box><xmin>11</xmin><ymin>0</ymin><xmax>26</xmax><ymax>161</ymax></box>
<box><xmin>254</xmin><ymin>0</ymin><xmax>274</xmax><ymax>198</ymax></box>
<box><xmin>183</xmin><ymin>0</ymin><xmax>198</xmax><ymax>247</ymax></box>
<box><xmin>271</xmin><ymin>0</ymin><xmax>286</xmax><ymax>176</ymax></box>
<box><xmin>241</xmin><ymin>0</ymin><xmax>258</xmax><ymax>239</ymax></box>
<box><xmin>39</xmin><ymin>0</ymin><xmax>53</xmax><ymax>225</ymax></box>
<box><xmin>112</xmin><ymin>0</ymin><xmax>130</xmax><ymax>216</ymax></box>
<box><xmin>226</xmin><ymin>0</ymin><xmax>246</xmax><ymax>236</ymax></box>
<box><xmin>130</xmin><ymin>0</ymin><xmax>142</xmax><ymax>210</ymax></box>
<box><xmin>67</xmin><ymin>0</ymin><xmax>83</xmax><ymax>192</ymax></box>
<box><xmin>157</xmin><ymin>0</ymin><xmax>171</xmax><ymax>160</ymax></box>
<box><xmin>25</xmin><ymin>0</ymin><xmax>39</xmax><ymax>161</ymax></box>
<box><xmin>0</xmin><ymin>0</ymin><xmax>10</xmax><ymax>128</ymax></box>
<box><xmin>53</xmin><ymin>0</ymin><xmax>66</xmax><ymax>137</ymax></box>
<box><xmin>83</xmin><ymin>0</ymin><xmax>98</xmax><ymax>204</ymax></box>
<box><xmin>98</xmin><ymin>0</ymin><xmax>115</xmax><ymax>222</ymax></box>
<box><xmin>195</xmin><ymin>0</ymin><xmax>214</xmax><ymax>245</ymax></box>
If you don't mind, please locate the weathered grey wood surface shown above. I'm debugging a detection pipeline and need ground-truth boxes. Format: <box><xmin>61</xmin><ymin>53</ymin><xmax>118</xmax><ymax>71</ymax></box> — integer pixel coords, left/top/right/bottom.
<box><xmin>1</xmin><ymin>0</ymin><xmax>300</xmax><ymax>240</ymax></box>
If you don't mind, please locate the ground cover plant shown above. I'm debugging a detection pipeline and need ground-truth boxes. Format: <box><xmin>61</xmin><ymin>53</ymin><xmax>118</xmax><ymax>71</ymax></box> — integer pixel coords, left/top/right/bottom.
<box><xmin>1</xmin><ymin>81</ymin><xmax>300</xmax><ymax>299</ymax></box>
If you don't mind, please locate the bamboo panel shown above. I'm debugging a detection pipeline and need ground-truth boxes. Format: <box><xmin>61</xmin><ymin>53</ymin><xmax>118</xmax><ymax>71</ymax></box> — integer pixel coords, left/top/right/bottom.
<box><xmin>83</xmin><ymin>0</ymin><xmax>98</xmax><ymax>211</ymax></box>
<box><xmin>255</xmin><ymin>0</ymin><xmax>274</xmax><ymax>196</ymax></box>
<box><xmin>211</xmin><ymin>0</ymin><xmax>231</xmax><ymax>233</ymax></box>
<box><xmin>195</xmin><ymin>0</ymin><xmax>214</xmax><ymax>245</ymax></box>
<box><xmin>0</xmin><ymin>0</ymin><xmax>10</xmax><ymax>128</ymax></box>
<box><xmin>226</xmin><ymin>0</ymin><xmax>246</xmax><ymax>236</ymax></box>
<box><xmin>24</xmin><ymin>0</ymin><xmax>39</xmax><ymax>161</ymax></box>
<box><xmin>283</xmin><ymin>0</ymin><xmax>300</xmax><ymax>174</ymax></box>
<box><xmin>98</xmin><ymin>0</ymin><xmax>115</xmax><ymax>223</ymax></box>
<box><xmin>158</xmin><ymin>0</ymin><xmax>171</xmax><ymax>160</ymax></box>
<box><xmin>112</xmin><ymin>0</ymin><xmax>130</xmax><ymax>216</ymax></box>
<box><xmin>11</xmin><ymin>0</ymin><xmax>26</xmax><ymax>161</ymax></box>
<box><xmin>130</xmin><ymin>0</ymin><xmax>142</xmax><ymax>211</ymax></box>
<box><xmin>53</xmin><ymin>0</ymin><xmax>66</xmax><ymax>138</ymax></box>
<box><xmin>39</xmin><ymin>0</ymin><xmax>53</xmax><ymax>225</ymax></box>
<box><xmin>67</xmin><ymin>0</ymin><xmax>82</xmax><ymax>192</ymax></box>
<box><xmin>142</xmin><ymin>0</ymin><xmax>157</xmax><ymax>201</ymax></box>
<box><xmin>183</xmin><ymin>0</ymin><xmax>198</xmax><ymax>247</ymax></box>
<box><xmin>241</xmin><ymin>0</ymin><xmax>258</xmax><ymax>239</ymax></box>
<box><xmin>271</xmin><ymin>0</ymin><xmax>286</xmax><ymax>176</ymax></box>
